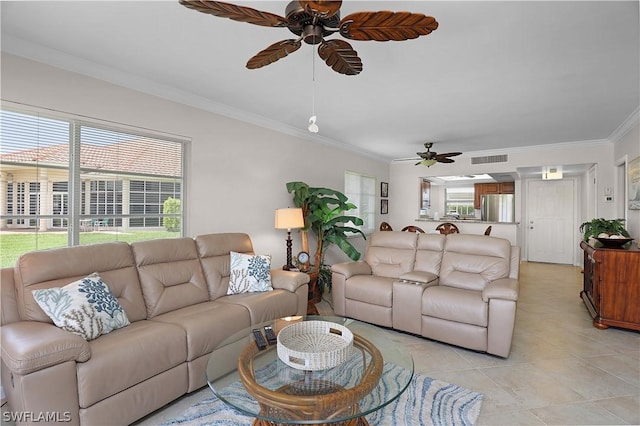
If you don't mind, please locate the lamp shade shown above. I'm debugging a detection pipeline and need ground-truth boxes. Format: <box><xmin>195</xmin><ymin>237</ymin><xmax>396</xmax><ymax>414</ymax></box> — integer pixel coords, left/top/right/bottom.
<box><xmin>275</xmin><ymin>208</ymin><xmax>304</xmax><ymax>230</ymax></box>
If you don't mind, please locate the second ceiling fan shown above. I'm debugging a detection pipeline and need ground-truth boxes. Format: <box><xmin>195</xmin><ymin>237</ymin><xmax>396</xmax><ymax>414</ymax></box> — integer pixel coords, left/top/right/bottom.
<box><xmin>415</xmin><ymin>143</ymin><xmax>462</xmax><ymax>167</ymax></box>
<box><xmin>179</xmin><ymin>0</ymin><xmax>439</xmax><ymax>75</ymax></box>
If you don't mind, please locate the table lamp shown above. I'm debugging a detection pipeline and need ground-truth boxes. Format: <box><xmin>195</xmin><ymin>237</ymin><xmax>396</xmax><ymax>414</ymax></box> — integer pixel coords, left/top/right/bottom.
<box><xmin>275</xmin><ymin>208</ymin><xmax>305</xmax><ymax>270</ymax></box>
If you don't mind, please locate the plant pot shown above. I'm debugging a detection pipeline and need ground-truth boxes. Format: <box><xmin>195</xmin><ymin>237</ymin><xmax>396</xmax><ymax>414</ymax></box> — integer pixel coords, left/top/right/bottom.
<box><xmin>307</xmin><ymin>270</ymin><xmax>322</xmax><ymax>303</ymax></box>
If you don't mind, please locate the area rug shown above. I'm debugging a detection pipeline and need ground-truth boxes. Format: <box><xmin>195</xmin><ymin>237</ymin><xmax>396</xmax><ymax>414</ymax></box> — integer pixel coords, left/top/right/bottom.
<box><xmin>162</xmin><ymin>362</ymin><xmax>483</xmax><ymax>426</ymax></box>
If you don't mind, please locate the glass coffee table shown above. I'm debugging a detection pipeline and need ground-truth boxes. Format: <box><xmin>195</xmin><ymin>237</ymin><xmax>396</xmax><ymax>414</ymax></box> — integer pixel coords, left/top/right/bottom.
<box><xmin>206</xmin><ymin>316</ymin><xmax>414</xmax><ymax>425</ymax></box>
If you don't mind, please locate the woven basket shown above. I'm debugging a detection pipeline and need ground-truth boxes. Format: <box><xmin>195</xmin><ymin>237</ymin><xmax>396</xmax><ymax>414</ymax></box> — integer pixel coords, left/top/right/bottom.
<box><xmin>277</xmin><ymin>321</ymin><xmax>353</xmax><ymax>370</ymax></box>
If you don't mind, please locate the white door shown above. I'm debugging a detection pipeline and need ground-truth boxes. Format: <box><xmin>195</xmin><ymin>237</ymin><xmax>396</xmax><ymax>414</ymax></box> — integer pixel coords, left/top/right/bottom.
<box><xmin>527</xmin><ymin>179</ymin><xmax>575</xmax><ymax>264</ymax></box>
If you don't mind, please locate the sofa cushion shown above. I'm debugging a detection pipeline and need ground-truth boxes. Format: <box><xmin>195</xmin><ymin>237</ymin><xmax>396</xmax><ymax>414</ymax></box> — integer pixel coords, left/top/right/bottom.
<box><xmin>14</xmin><ymin>242</ymin><xmax>147</xmax><ymax>323</ymax></box>
<box><xmin>77</xmin><ymin>319</ymin><xmax>186</xmax><ymax>408</ymax></box>
<box><xmin>227</xmin><ymin>251</ymin><xmax>272</xmax><ymax>294</ymax></box>
<box><xmin>132</xmin><ymin>238</ymin><xmax>209</xmax><ymax>318</ymax></box>
<box><xmin>151</xmin><ymin>301</ymin><xmax>250</xmax><ymax>361</ymax></box>
<box><xmin>32</xmin><ymin>273</ymin><xmax>130</xmax><ymax>341</ymax></box>
<box><xmin>364</xmin><ymin>232</ymin><xmax>418</xmax><ymax>279</ymax></box>
<box><xmin>195</xmin><ymin>233</ymin><xmax>255</xmax><ymax>300</ymax></box>
<box><xmin>415</xmin><ymin>233</ymin><xmax>446</xmax><ymax>275</ymax></box>
<box><xmin>439</xmin><ymin>234</ymin><xmax>511</xmax><ymax>291</ymax></box>
<box><xmin>344</xmin><ymin>275</ymin><xmax>394</xmax><ymax>307</ymax></box>
<box><xmin>219</xmin><ymin>289</ymin><xmax>299</xmax><ymax>324</ymax></box>
<box><xmin>422</xmin><ymin>286</ymin><xmax>488</xmax><ymax>327</ymax></box>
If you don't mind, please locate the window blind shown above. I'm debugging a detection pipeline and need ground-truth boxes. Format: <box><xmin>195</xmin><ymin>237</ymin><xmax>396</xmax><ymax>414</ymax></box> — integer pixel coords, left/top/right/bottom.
<box><xmin>0</xmin><ymin>107</ymin><xmax>185</xmax><ymax>267</ymax></box>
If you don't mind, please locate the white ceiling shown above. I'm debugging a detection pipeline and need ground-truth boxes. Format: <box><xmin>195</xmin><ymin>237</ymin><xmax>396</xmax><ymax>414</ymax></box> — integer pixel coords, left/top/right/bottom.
<box><xmin>1</xmin><ymin>1</ymin><xmax>638</xmax><ymax>162</ymax></box>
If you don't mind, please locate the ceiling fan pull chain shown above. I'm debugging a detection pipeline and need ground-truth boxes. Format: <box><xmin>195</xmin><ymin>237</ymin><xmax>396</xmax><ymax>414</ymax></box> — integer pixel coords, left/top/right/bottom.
<box><xmin>308</xmin><ymin>47</ymin><xmax>319</xmax><ymax>133</ymax></box>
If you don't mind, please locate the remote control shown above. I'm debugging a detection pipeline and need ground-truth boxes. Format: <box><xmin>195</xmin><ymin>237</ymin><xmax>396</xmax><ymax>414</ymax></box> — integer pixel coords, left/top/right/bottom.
<box><xmin>252</xmin><ymin>329</ymin><xmax>267</xmax><ymax>350</ymax></box>
<box><xmin>264</xmin><ymin>325</ymin><xmax>277</xmax><ymax>345</ymax></box>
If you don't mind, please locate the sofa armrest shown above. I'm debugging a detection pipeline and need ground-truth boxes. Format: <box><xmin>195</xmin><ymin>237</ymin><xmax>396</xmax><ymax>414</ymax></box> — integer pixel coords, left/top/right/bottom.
<box><xmin>331</xmin><ymin>261</ymin><xmax>372</xmax><ymax>279</ymax></box>
<box><xmin>482</xmin><ymin>278</ymin><xmax>519</xmax><ymax>302</ymax></box>
<box><xmin>270</xmin><ymin>269</ymin><xmax>310</xmax><ymax>293</ymax></box>
<box><xmin>399</xmin><ymin>271</ymin><xmax>439</xmax><ymax>285</ymax></box>
<box><xmin>1</xmin><ymin>321</ymin><xmax>91</xmax><ymax>375</ymax></box>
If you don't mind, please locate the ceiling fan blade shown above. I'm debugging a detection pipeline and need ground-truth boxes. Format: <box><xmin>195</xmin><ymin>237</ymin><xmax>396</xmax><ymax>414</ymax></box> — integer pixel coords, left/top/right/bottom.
<box><xmin>339</xmin><ymin>11</ymin><xmax>438</xmax><ymax>41</ymax></box>
<box><xmin>317</xmin><ymin>39</ymin><xmax>363</xmax><ymax>75</ymax></box>
<box><xmin>179</xmin><ymin>1</ymin><xmax>289</xmax><ymax>27</ymax></box>
<box><xmin>436</xmin><ymin>152</ymin><xmax>462</xmax><ymax>159</ymax></box>
<box><xmin>246</xmin><ymin>39</ymin><xmax>302</xmax><ymax>69</ymax></box>
<box><xmin>437</xmin><ymin>158</ymin><xmax>456</xmax><ymax>163</ymax></box>
<box><xmin>299</xmin><ymin>0</ymin><xmax>342</xmax><ymax>18</ymax></box>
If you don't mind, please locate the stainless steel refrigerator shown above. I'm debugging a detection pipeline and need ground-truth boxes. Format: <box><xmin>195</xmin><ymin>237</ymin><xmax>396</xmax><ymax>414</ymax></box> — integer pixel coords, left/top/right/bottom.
<box><xmin>480</xmin><ymin>194</ymin><xmax>515</xmax><ymax>223</ymax></box>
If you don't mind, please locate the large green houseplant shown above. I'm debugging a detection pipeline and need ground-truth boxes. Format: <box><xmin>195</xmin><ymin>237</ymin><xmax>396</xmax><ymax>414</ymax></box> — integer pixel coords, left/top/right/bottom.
<box><xmin>286</xmin><ymin>181</ymin><xmax>366</xmax><ymax>292</ymax></box>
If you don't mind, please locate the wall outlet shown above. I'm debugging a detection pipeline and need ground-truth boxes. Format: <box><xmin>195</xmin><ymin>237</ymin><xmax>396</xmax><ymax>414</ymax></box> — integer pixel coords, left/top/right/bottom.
<box><xmin>604</xmin><ymin>195</ymin><xmax>613</xmax><ymax>203</ymax></box>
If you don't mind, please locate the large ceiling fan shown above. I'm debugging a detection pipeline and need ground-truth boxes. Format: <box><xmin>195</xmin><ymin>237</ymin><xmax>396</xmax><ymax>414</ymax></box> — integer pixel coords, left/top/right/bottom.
<box><xmin>415</xmin><ymin>143</ymin><xmax>462</xmax><ymax>167</ymax></box>
<box><xmin>179</xmin><ymin>0</ymin><xmax>438</xmax><ymax>75</ymax></box>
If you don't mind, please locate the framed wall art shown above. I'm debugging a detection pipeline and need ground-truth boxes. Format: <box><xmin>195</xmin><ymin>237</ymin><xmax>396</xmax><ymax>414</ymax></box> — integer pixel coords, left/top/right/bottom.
<box><xmin>381</xmin><ymin>199</ymin><xmax>388</xmax><ymax>214</ymax></box>
<box><xmin>381</xmin><ymin>182</ymin><xmax>388</xmax><ymax>198</ymax></box>
<box><xmin>629</xmin><ymin>156</ymin><xmax>640</xmax><ymax>210</ymax></box>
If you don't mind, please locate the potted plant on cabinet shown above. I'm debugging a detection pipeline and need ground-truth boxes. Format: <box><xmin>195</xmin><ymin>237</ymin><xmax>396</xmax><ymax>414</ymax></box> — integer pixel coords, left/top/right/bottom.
<box><xmin>579</xmin><ymin>218</ymin><xmax>632</xmax><ymax>248</ymax></box>
<box><xmin>286</xmin><ymin>181</ymin><xmax>366</xmax><ymax>295</ymax></box>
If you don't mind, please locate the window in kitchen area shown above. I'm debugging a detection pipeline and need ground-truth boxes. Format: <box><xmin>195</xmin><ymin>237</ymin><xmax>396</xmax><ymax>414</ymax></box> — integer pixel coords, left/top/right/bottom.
<box><xmin>444</xmin><ymin>186</ymin><xmax>475</xmax><ymax>217</ymax></box>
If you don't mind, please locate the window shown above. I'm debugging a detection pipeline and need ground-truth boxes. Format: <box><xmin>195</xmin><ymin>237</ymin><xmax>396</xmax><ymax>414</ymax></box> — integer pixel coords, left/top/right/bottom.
<box><xmin>129</xmin><ymin>180</ymin><xmax>181</xmax><ymax>227</ymax></box>
<box><xmin>0</xmin><ymin>107</ymin><xmax>186</xmax><ymax>268</ymax></box>
<box><xmin>344</xmin><ymin>171</ymin><xmax>376</xmax><ymax>235</ymax></box>
<box><xmin>444</xmin><ymin>186</ymin><xmax>475</xmax><ymax>217</ymax></box>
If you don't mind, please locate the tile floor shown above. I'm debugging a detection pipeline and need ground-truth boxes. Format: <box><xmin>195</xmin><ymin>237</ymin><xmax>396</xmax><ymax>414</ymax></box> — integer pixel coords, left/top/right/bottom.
<box><xmin>136</xmin><ymin>261</ymin><xmax>640</xmax><ymax>425</ymax></box>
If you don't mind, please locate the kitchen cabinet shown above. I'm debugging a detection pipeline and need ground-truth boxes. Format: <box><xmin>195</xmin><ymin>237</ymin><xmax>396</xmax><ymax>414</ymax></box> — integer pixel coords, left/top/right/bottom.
<box><xmin>420</xmin><ymin>179</ymin><xmax>431</xmax><ymax>211</ymax></box>
<box><xmin>474</xmin><ymin>182</ymin><xmax>515</xmax><ymax>209</ymax></box>
<box><xmin>500</xmin><ymin>182</ymin><xmax>515</xmax><ymax>194</ymax></box>
<box><xmin>580</xmin><ymin>241</ymin><xmax>640</xmax><ymax>331</ymax></box>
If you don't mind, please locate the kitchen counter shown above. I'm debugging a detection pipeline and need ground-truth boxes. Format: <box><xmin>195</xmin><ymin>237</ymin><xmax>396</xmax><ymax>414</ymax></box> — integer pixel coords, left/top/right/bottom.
<box><xmin>416</xmin><ymin>218</ymin><xmax>519</xmax><ymax>225</ymax></box>
<box><xmin>414</xmin><ymin>218</ymin><xmax>519</xmax><ymax>245</ymax></box>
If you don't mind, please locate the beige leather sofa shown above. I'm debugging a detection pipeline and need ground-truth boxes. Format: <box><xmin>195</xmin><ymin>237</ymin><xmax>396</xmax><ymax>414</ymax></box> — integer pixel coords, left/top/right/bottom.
<box><xmin>1</xmin><ymin>233</ymin><xmax>309</xmax><ymax>425</ymax></box>
<box><xmin>331</xmin><ymin>231</ymin><xmax>520</xmax><ymax>358</ymax></box>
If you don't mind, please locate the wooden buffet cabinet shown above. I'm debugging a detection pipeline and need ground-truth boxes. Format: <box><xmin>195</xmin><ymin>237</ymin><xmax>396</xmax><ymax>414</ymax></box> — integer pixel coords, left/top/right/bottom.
<box><xmin>580</xmin><ymin>241</ymin><xmax>640</xmax><ymax>331</ymax></box>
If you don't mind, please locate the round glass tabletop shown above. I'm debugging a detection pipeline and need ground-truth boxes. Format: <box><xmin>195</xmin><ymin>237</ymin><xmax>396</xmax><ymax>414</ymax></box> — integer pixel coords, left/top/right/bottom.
<box><xmin>205</xmin><ymin>316</ymin><xmax>414</xmax><ymax>425</ymax></box>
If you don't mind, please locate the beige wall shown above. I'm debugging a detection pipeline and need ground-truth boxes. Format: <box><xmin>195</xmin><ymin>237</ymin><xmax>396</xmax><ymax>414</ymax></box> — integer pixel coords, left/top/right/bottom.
<box><xmin>614</xmin><ymin>121</ymin><xmax>640</xmax><ymax>241</ymax></box>
<box><xmin>0</xmin><ymin>53</ymin><xmax>388</xmax><ymax>267</ymax></box>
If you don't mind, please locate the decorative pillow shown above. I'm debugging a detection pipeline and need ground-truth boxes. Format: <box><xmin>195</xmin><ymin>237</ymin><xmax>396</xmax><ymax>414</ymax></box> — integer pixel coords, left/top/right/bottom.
<box><xmin>32</xmin><ymin>273</ymin><xmax>130</xmax><ymax>341</ymax></box>
<box><xmin>228</xmin><ymin>251</ymin><xmax>273</xmax><ymax>295</ymax></box>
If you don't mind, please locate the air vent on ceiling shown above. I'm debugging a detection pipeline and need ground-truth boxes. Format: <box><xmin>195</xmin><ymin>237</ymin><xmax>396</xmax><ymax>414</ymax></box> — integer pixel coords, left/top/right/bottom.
<box><xmin>471</xmin><ymin>154</ymin><xmax>508</xmax><ymax>165</ymax></box>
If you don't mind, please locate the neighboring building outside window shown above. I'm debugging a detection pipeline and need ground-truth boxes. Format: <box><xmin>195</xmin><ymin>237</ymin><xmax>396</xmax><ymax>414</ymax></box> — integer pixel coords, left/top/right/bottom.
<box><xmin>344</xmin><ymin>171</ymin><xmax>376</xmax><ymax>235</ymax></box>
<box><xmin>0</xmin><ymin>107</ymin><xmax>186</xmax><ymax>268</ymax></box>
<box><xmin>444</xmin><ymin>186</ymin><xmax>475</xmax><ymax>217</ymax></box>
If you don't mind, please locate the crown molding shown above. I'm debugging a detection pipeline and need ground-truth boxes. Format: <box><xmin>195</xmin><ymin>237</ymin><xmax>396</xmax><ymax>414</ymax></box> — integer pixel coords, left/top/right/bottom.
<box><xmin>608</xmin><ymin>106</ymin><xmax>639</xmax><ymax>144</ymax></box>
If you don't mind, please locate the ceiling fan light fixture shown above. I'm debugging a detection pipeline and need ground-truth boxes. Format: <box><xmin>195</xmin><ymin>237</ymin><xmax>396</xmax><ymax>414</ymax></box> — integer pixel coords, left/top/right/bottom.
<box><xmin>308</xmin><ymin>115</ymin><xmax>319</xmax><ymax>133</ymax></box>
<box><xmin>419</xmin><ymin>159</ymin><xmax>438</xmax><ymax>167</ymax></box>
<box><xmin>303</xmin><ymin>25</ymin><xmax>324</xmax><ymax>45</ymax></box>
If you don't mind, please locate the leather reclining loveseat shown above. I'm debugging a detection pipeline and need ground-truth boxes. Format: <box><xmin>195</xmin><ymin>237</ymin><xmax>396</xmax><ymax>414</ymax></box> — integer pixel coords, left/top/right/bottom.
<box><xmin>331</xmin><ymin>231</ymin><xmax>520</xmax><ymax>358</ymax></box>
<box><xmin>1</xmin><ymin>233</ymin><xmax>309</xmax><ymax>425</ymax></box>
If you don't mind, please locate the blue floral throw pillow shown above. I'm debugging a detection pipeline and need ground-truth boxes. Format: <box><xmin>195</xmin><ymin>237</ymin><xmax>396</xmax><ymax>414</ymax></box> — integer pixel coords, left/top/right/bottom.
<box><xmin>227</xmin><ymin>251</ymin><xmax>273</xmax><ymax>295</ymax></box>
<box><xmin>32</xmin><ymin>273</ymin><xmax>130</xmax><ymax>341</ymax></box>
